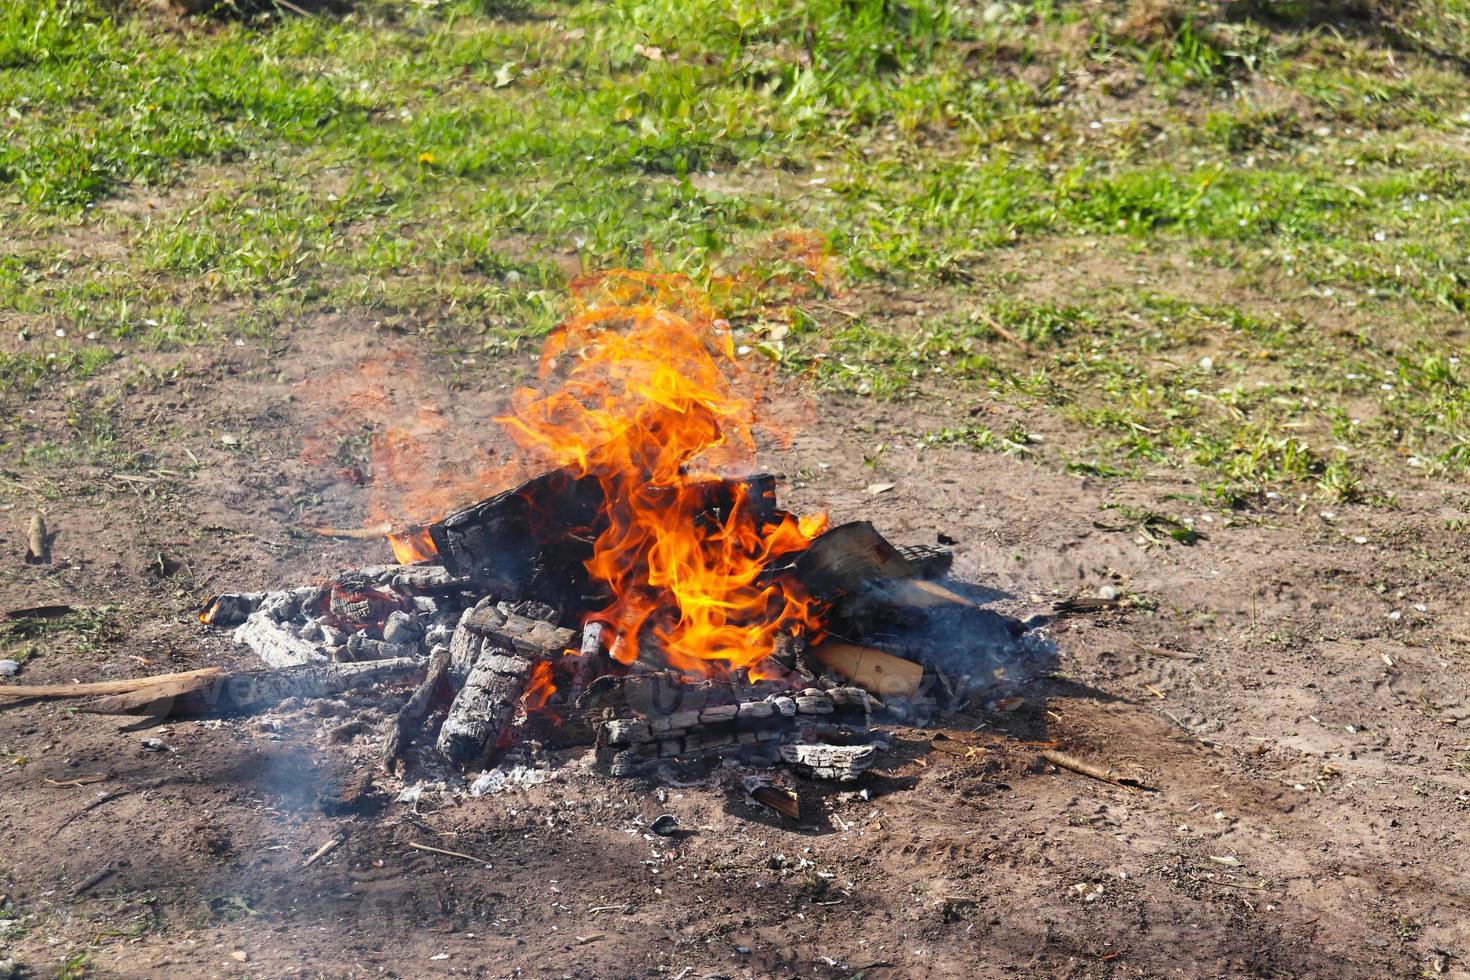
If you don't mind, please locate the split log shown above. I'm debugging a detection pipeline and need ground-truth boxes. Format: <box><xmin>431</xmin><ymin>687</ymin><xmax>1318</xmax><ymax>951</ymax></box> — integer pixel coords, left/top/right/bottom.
<box><xmin>464</xmin><ymin>605</ymin><xmax>576</xmax><ymax>658</ymax></box>
<box><xmin>382</xmin><ymin>643</ymin><xmax>452</xmax><ymax>775</ymax></box>
<box><xmin>597</xmin><ymin>687</ymin><xmax>871</xmax><ymax>776</ymax></box>
<box><xmin>435</xmin><ymin>648</ymin><xmax>531</xmax><ymax>767</ymax></box>
<box><xmin>233</xmin><ymin>612</ymin><xmax>327</xmax><ymax>668</ymax></box>
<box><xmin>425</xmin><ymin>469</ymin><xmax>782</xmax><ymax>598</ymax></box>
<box><xmin>809</xmin><ymin>641</ymin><xmax>924</xmax><ymax>698</ymax></box>
<box><xmin>78</xmin><ymin>658</ymin><xmax>423</xmax><ymax>716</ymax></box>
<box><xmin>789</xmin><ymin>521</ymin><xmax>917</xmax><ymax>600</ymax></box>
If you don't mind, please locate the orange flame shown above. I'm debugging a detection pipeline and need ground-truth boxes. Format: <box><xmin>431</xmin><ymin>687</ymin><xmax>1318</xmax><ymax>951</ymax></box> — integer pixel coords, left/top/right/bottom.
<box><xmin>522</xmin><ymin>660</ymin><xmax>557</xmax><ymax>713</ymax></box>
<box><xmin>388</xmin><ymin>527</ymin><xmax>438</xmax><ymax>565</ymax></box>
<box><xmin>497</xmin><ymin>271</ymin><xmax>827</xmax><ymax>677</ymax></box>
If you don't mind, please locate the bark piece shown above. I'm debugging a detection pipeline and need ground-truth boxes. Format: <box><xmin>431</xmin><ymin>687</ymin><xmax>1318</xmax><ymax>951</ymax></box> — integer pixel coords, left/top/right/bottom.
<box><xmin>435</xmin><ymin>648</ymin><xmax>531</xmax><ymax>768</ymax></box>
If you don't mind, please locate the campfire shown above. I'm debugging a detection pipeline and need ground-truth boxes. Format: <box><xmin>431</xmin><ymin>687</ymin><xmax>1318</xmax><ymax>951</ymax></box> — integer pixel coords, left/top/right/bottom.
<box><xmin>36</xmin><ymin>273</ymin><xmax>1050</xmax><ymax>798</ymax></box>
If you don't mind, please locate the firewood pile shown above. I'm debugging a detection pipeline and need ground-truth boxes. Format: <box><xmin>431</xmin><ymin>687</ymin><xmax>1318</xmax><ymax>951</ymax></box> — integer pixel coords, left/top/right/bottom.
<box><xmin>185</xmin><ymin>494</ymin><xmax>1045</xmax><ymax>786</ymax></box>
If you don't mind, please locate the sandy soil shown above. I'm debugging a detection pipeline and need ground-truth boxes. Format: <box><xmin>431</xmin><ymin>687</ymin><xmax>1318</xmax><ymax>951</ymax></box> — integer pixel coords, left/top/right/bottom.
<box><xmin>2</xmin><ymin>311</ymin><xmax>1468</xmax><ymax>979</ymax></box>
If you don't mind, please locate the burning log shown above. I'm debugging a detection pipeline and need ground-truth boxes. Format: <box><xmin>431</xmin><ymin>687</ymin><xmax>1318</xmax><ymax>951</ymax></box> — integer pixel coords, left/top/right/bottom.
<box><xmin>435</xmin><ymin>647</ymin><xmax>532</xmax><ymax>767</ymax></box>
<box><xmin>427</xmin><ymin>468</ymin><xmax>604</xmax><ymax>592</ymax></box>
<box><xmin>790</xmin><ymin>521</ymin><xmax>917</xmax><ymax>598</ymax></box>
<box><xmin>447</xmin><ymin>597</ymin><xmax>493</xmax><ymax>688</ymax></box>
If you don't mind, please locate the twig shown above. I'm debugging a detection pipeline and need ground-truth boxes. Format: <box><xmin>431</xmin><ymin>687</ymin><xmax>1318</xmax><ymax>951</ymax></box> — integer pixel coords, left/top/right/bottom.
<box><xmin>1208</xmin><ymin>879</ymin><xmax>1268</xmax><ymax>891</ymax></box>
<box><xmin>1129</xmin><ymin>639</ymin><xmax>1200</xmax><ymax>662</ymax></box>
<box><xmin>588</xmin><ymin>904</ymin><xmax>632</xmax><ymax>915</ymax></box>
<box><xmin>302</xmin><ymin>836</ymin><xmax>343</xmax><ymax>868</ymax></box>
<box><xmin>408</xmin><ymin>841</ymin><xmax>490</xmax><ymax>865</ymax></box>
<box><xmin>1041</xmin><ymin>749</ymin><xmax>1155</xmax><ymax>792</ymax></box>
<box><xmin>72</xmin><ymin>865</ymin><xmax>116</xmax><ymax>897</ymax></box>
<box><xmin>52</xmin><ymin>777</ymin><xmax>167</xmax><ymax>836</ymax></box>
<box><xmin>976</xmin><ymin>310</ymin><xmax>1034</xmax><ymax>355</ymax></box>
<box><xmin>44</xmin><ymin>775</ymin><xmax>108</xmax><ymax>788</ymax></box>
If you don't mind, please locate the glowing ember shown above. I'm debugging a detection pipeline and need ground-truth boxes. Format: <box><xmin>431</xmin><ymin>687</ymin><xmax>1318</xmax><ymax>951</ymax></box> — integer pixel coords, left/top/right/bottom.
<box><xmin>497</xmin><ymin>271</ymin><xmax>827</xmax><ymax>677</ymax></box>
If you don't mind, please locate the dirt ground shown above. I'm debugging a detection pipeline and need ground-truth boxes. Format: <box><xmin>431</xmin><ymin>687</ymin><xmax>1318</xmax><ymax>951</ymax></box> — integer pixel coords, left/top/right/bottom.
<box><xmin>3</xmin><ymin>308</ymin><xmax>1469</xmax><ymax>979</ymax></box>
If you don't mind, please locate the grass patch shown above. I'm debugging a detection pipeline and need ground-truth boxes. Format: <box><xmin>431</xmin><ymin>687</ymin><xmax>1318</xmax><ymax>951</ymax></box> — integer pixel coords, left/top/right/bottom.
<box><xmin>2</xmin><ymin>0</ymin><xmax>1468</xmax><ymax>501</ymax></box>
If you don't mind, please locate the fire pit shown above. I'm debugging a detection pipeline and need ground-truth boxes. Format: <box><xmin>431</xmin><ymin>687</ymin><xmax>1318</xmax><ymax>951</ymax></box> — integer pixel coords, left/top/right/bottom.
<box><xmin>54</xmin><ymin>273</ymin><xmax>1053</xmax><ymax>803</ymax></box>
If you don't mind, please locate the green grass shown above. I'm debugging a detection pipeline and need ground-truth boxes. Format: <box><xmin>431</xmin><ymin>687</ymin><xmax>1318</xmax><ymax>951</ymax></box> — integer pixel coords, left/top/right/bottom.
<box><xmin>2</xmin><ymin>0</ymin><xmax>1468</xmax><ymax>506</ymax></box>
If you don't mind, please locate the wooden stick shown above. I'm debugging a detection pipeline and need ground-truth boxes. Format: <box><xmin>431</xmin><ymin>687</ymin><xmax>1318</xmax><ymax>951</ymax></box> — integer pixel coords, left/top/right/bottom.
<box><xmin>302</xmin><ymin>836</ymin><xmax>342</xmax><ymax>868</ymax></box>
<box><xmin>44</xmin><ymin>775</ymin><xmax>108</xmax><ymax>788</ymax></box>
<box><xmin>408</xmin><ymin>841</ymin><xmax>490</xmax><ymax>864</ymax></box>
<box><xmin>1041</xmin><ymin>749</ymin><xmax>1154</xmax><ymax>791</ymax></box>
<box><xmin>0</xmin><ymin>667</ymin><xmax>225</xmax><ymax>700</ymax></box>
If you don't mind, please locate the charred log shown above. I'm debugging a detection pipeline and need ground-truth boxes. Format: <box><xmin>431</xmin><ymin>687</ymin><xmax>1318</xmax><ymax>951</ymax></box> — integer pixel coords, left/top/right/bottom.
<box><xmin>435</xmin><ymin>648</ymin><xmax>531</xmax><ymax>768</ymax></box>
<box><xmin>382</xmin><ymin>643</ymin><xmax>452</xmax><ymax>775</ymax></box>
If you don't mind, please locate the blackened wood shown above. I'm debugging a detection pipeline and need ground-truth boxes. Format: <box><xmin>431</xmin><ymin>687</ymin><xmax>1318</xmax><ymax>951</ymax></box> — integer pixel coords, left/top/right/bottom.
<box><xmin>382</xmin><ymin>643</ymin><xmax>452</xmax><ymax>775</ymax></box>
<box><xmin>447</xmin><ymin>598</ymin><xmax>494</xmax><ymax>689</ymax></box>
<box><xmin>896</xmin><ymin>544</ymin><xmax>954</xmax><ymax>579</ymax></box>
<box><xmin>424</xmin><ymin>469</ymin><xmax>780</xmax><ymax>600</ymax></box>
<box><xmin>426</xmin><ymin>468</ymin><xmax>604</xmax><ymax>591</ymax></box>
<box><xmin>435</xmin><ymin>648</ymin><xmax>531</xmax><ymax>767</ymax></box>
<box><xmin>778</xmin><ymin>741</ymin><xmax>878</xmax><ymax>781</ymax></box>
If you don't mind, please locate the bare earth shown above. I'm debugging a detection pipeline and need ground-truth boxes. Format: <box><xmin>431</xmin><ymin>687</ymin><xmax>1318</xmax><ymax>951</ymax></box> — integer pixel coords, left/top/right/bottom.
<box><xmin>2</xmin><ymin>310</ymin><xmax>1468</xmax><ymax>979</ymax></box>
